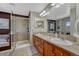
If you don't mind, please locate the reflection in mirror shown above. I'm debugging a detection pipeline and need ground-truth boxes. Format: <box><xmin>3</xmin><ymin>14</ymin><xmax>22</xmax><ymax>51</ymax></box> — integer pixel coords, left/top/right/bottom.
<box><xmin>56</xmin><ymin>17</ymin><xmax>70</xmax><ymax>35</ymax></box>
<box><xmin>0</xmin><ymin>18</ymin><xmax>9</xmax><ymax>29</ymax></box>
<box><xmin>0</xmin><ymin>35</ymin><xmax>9</xmax><ymax>47</ymax></box>
<box><xmin>66</xmin><ymin>21</ymin><xmax>71</xmax><ymax>27</ymax></box>
<box><xmin>0</xmin><ymin>18</ymin><xmax>10</xmax><ymax>48</ymax></box>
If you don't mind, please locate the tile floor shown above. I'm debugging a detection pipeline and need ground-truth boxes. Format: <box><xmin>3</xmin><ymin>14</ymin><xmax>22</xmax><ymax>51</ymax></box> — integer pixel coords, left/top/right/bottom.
<box><xmin>0</xmin><ymin>41</ymin><xmax>39</xmax><ymax>56</ymax></box>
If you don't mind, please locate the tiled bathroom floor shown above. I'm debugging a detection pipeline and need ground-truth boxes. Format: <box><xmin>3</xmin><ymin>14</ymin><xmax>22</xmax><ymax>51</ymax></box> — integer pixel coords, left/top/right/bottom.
<box><xmin>0</xmin><ymin>41</ymin><xmax>39</xmax><ymax>56</ymax></box>
<box><xmin>11</xmin><ymin>43</ymin><xmax>30</xmax><ymax>56</ymax></box>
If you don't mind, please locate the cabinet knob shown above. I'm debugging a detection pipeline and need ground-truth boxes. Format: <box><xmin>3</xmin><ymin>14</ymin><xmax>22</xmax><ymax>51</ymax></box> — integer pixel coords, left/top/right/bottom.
<box><xmin>60</xmin><ymin>53</ymin><xmax>63</xmax><ymax>55</ymax></box>
<box><xmin>52</xmin><ymin>53</ymin><xmax>55</xmax><ymax>56</ymax></box>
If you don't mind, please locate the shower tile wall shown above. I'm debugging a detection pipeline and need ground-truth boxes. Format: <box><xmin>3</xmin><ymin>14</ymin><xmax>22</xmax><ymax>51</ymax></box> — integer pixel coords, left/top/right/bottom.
<box><xmin>11</xmin><ymin>16</ymin><xmax>28</xmax><ymax>42</ymax></box>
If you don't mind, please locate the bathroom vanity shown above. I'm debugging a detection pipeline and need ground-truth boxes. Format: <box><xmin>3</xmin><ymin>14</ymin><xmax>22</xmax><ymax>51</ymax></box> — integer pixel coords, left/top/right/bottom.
<box><xmin>33</xmin><ymin>34</ymin><xmax>78</xmax><ymax>56</ymax></box>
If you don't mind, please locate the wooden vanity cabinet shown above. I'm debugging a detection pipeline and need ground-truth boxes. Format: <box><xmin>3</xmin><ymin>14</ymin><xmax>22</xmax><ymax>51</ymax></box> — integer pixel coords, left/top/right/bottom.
<box><xmin>33</xmin><ymin>35</ymin><xmax>76</xmax><ymax>56</ymax></box>
<box><xmin>44</xmin><ymin>41</ymin><xmax>54</xmax><ymax>56</ymax></box>
<box><xmin>43</xmin><ymin>41</ymin><xmax>73</xmax><ymax>56</ymax></box>
<box><xmin>33</xmin><ymin>35</ymin><xmax>44</xmax><ymax>55</ymax></box>
<box><xmin>53</xmin><ymin>46</ymin><xmax>72</xmax><ymax>56</ymax></box>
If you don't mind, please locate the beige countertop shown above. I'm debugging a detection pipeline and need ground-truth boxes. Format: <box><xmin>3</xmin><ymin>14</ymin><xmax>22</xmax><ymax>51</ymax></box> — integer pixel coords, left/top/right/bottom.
<box><xmin>34</xmin><ymin>33</ymin><xmax>79</xmax><ymax>55</ymax></box>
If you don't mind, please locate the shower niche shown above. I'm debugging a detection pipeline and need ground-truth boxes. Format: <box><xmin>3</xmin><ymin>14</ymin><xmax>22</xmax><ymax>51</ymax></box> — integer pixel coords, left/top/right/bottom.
<box><xmin>0</xmin><ymin>12</ymin><xmax>11</xmax><ymax>51</ymax></box>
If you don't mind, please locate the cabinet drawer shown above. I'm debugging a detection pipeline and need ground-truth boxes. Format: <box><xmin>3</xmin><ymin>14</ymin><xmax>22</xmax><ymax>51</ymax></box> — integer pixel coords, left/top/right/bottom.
<box><xmin>33</xmin><ymin>35</ymin><xmax>76</xmax><ymax>56</ymax></box>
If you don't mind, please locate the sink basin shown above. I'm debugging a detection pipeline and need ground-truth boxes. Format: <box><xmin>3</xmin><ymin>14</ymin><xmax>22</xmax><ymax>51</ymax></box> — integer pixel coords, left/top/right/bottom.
<box><xmin>51</xmin><ymin>38</ymin><xmax>73</xmax><ymax>45</ymax></box>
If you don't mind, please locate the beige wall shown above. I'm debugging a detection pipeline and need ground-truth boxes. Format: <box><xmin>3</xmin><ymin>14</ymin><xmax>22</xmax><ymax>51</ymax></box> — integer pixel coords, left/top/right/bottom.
<box><xmin>73</xmin><ymin>3</ymin><xmax>79</xmax><ymax>38</ymax></box>
<box><xmin>29</xmin><ymin>12</ymin><xmax>47</xmax><ymax>44</ymax></box>
<box><xmin>11</xmin><ymin>15</ymin><xmax>28</xmax><ymax>42</ymax></box>
<box><xmin>70</xmin><ymin>4</ymin><xmax>76</xmax><ymax>35</ymax></box>
<box><xmin>31</xmin><ymin>12</ymin><xmax>48</xmax><ymax>33</ymax></box>
<box><xmin>76</xmin><ymin>4</ymin><xmax>79</xmax><ymax>35</ymax></box>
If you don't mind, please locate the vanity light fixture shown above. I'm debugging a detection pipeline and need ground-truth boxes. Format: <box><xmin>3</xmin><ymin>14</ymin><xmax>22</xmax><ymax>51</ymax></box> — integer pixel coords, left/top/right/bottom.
<box><xmin>40</xmin><ymin>3</ymin><xmax>65</xmax><ymax>17</ymax></box>
<box><xmin>42</xmin><ymin>12</ymin><xmax>50</xmax><ymax>16</ymax></box>
<box><xmin>40</xmin><ymin>10</ymin><xmax>46</xmax><ymax>16</ymax></box>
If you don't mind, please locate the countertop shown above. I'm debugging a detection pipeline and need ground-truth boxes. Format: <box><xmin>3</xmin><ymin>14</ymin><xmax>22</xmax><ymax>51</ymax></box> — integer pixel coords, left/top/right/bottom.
<box><xmin>34</xmin><ymin>33</ymin><xmax>79</xmax><ymax>55</ymax></box>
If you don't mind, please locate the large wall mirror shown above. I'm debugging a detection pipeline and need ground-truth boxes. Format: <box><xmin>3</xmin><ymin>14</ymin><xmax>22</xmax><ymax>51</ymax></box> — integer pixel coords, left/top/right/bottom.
<box><xmin>48</xmin><ymin>20</ymin><xmax>56</xmax><ymax>32</ymax></box>
<box><xmin>0</xmin><ymin>18</ymin><xmax>9</xmax><ymax>29</ymax></box>
<box><xmin>0</xmin><ymin>18</ymin><xmax>10</xmax><ymax>49</ymax></box>
<box><xmin>0</xmin><ymin>35</ymin><xmax>9</xmax><ymax>47</ymax></box>
<box><xmin>56</xmin><ymin>17</ymin><xmax>70</xmax><ymax>35</ymax></box>
<box><xmin>0</xmin><ymin>12</ymin><xmax>11</xmax><ymax>51</ymax></box>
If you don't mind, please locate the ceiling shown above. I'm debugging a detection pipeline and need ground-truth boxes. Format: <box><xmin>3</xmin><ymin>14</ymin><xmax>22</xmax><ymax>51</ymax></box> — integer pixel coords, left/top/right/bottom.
<box><xmin>0</xmin><ymin>3</ymin><xmax>72</xmax><ymax>20</ymax></box>
<box><xmin>46</xmin><ymin>3</ymin><xmax>70</xmax><ymax>20</ymax></box>
<box><xmin>0</xmin><ymin>3</ymin><xmax>48</xmax><ymax>16</ymax></box>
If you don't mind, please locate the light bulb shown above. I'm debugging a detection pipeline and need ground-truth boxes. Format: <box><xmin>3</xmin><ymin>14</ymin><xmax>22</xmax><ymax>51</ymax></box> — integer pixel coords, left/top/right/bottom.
<box><xmin>51</xmin><ymin>3</ymin><xmax>56</xmax><ymax>6</ymax></box>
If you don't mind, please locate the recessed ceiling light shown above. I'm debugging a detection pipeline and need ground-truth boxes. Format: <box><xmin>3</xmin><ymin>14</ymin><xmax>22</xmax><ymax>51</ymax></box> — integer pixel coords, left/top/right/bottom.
<box><xmin>55</xmin><ymin>5</ymin><xmax>60</xmax><ymax>8</ymax></box>
<box><xmin>42</xmin><ymin>12</ymin><xmax>50</xmax><ymax>16</ymax></box>
<box><xmin>40</xmin><ymin>10</ymin><xmax>46</xmax><ymax>16</ymax></box>
<box><xmin>51</xmin><ymin>3</ymin><xmax>56</xmax><ymax>6</ymax></box>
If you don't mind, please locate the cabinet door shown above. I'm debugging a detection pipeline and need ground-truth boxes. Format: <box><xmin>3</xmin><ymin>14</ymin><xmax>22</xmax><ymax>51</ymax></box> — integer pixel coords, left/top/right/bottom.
<box><xmin>33</xmin><ymin>35</ymin><xmax>76</xmax><ymax>56</ymax></box>
<box><xmin>63</xmin><ymin>49</ymin><xmax>75</xmax><ymax>56</ymax></box>
<box><xmin>38</xmin><ymin>38</ymin><xmax>43</xmax><ymax>55</ymax></box>
<box><xmin>53</xmin><ymin>46</ymin><xmax>73</xmax><ymax>56</ymax></box>
<box><xmin>54</xmin><ymin>47</ymin><xmax>64</xmax><ymax>56</ymax></box>
<box><xmin>33</xmin><ymin>35</ymin><xmax>38</xmax><ymax>48</ymax></box>
<box><xmin>33</xmin><ymin>35</ymin><xmax>35</xmax><ymax>47</ymax></box>
<box><xmin>63</xmin><ymin>51</ymin><xmax>72</xmax><ymax>56</ymax></box>
<box><xmin>34</xmin><ymin>36</ymin><xmax>44</xmax><ymax>55</ymax></box>
<box><xmin>35</xmin><ymin>37</ymin><xmax>40</xmax><ymax>50</ymax></box>
<box><xmin>44</xmin><ymin>41</ymin><xmax>54</xmax><ymax>56</ymax></box>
